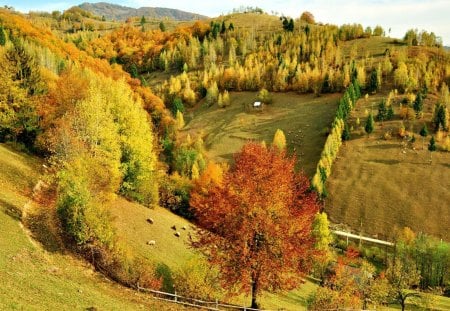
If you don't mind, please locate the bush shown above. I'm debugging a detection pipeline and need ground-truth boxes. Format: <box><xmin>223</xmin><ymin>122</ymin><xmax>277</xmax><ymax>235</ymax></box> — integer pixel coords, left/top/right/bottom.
<box><xmin>173</xmin><ymin>259</ymin><xmax>223</xmax><ymax>301</ymax></box>
<box><xmin>257</xmin><ymin>88</ymin><xmax>273</xmax><ymax>104</ymax></box>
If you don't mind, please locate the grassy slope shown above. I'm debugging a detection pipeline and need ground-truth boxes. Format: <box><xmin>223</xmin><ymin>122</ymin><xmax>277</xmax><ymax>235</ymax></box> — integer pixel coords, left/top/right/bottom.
<box><xmin>184</xmin><ymin>92</ymin><xmax>340</xmax><ymax>177</ymax></box>
<box><xmin>110</xmin><ymin>192</ymin><xmax>318</xmax><ymax>310</ymax></box>
<box><xmin>110</xmin><ymin>197</ymin><xmax>199</xmax><ymax>271</ymax></box>
<box><xmin>0</xmin><ymin>144</ymin><xmax>182</xmax><ymax>311</ymax></box>
<box><xmin>325</xmin><ymin>90</ymin><xmax>450</xmax><ymax>241</ymax></box>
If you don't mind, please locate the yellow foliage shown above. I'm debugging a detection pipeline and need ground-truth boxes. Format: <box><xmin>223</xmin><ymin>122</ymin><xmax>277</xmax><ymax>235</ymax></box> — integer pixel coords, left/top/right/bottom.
<box><xmin>272</xmin><ymin>129</ymin><xmax>286</xmax><ymax>150</ymax></box>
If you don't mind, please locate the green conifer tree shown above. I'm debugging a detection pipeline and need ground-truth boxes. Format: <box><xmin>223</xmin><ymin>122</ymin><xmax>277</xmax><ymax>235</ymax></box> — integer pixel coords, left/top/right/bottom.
<box><xmin>365</xmin><ymin>113</ymin><xmax>375</xmax><ymax>135</ymax></box>
<box><xmin>342</xmin><ymin>122</ymin><xmax>351</xmax><ymax>141</ymax></box>
<box><xmin>0</xmin><ymin>26</ymin><xmax>6</xmax><ymax>46</ymax></box>
<box><xmin>413</xmin><ymin>92</ymin><xmax>423</xmax><ymax>118</ymax></box>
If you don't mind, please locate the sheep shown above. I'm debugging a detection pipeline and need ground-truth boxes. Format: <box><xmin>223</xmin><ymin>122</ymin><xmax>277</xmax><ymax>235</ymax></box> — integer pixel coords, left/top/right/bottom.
<box><xmin>174</xmin><ymin>232</ymin><xmax>181</xmax><ymax>237</ymax></box>
<box><xmin>147</xmin><ymin>240</ymin><xmax>156</xmax><ymax>245</ymax></box>
<box><xmin>146</xmin><ymin>218</ymin><xmax>154</xmax><ymax>224</ymax></box>
<box><xmin>171</xmin><ymin>225</ymin><xmax>176</xmax><ymax>230</ymax></box>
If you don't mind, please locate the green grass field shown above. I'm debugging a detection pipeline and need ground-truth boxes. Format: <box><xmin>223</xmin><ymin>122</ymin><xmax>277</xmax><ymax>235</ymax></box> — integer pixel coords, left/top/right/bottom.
<box><xmin>184</xmin><ymin>91</ymin><xmax>340</xmax><ymax>177</ymax></box>
<box><xmin>325</xmin><ymin>90</ymin><xmax>450</xmax><ymax>241</ymax></box>
<box><xmin>0</xmin><ymin>143</ymin><xmax>184</xmax><ymax>311</ymax></box>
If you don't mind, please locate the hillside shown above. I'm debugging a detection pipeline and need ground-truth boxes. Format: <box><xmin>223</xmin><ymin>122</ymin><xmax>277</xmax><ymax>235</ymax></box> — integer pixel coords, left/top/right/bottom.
<box><xmin>325</xmin><ymin>89</ymin><xmax>450</xmax><ymax>241</ymax></box>
<box><xmin>0</xmin><ymin>144</ymin><xmax>175</xmax><ymax>310</ymax></box>
<box><xmin>1</xmin><ymin>5</ymin><xmax>449</xmax><ymax>310</ymax></box>
<box><xmin>78</xmin><ymin>2</ymin><xmax>208</xmax><ymax>21</ymax></box>
<box><xmin>184</xmin><ymin>92</ymin><xmax>339</xmax><ymax>177</ymax></box>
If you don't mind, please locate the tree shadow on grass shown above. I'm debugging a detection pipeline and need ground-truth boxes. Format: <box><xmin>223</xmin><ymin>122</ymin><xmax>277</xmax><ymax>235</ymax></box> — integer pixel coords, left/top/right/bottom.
<box><xmin>25</xmin><ymin>205</ymin><xmax>63</xmax><ymax>253</ymax></box>
<box><xmin>365</xmin><ymin>143</ymin><xmax>400</xmax><ymax>150</ymax></box>
<box><xmin>0</xmin><ymin>197</ymin><xmax>22</xmax><ymax>221</ymax></box>
<box><xmin>367</xmin><ymin>159</ymin><xmax>401</xmax><ymax>165</ymax></box>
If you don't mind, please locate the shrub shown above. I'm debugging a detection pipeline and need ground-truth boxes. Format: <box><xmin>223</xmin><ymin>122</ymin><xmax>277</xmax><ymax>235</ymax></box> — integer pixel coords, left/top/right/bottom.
<box><xmin>257</xmin><ymin>88</ymin><xmax>273</xmax><ymax>104</ymax></box>
<box><xmin>173</xmin><ymin>259</ymin><xmax>223</xmax><ymax>300</ymax></box>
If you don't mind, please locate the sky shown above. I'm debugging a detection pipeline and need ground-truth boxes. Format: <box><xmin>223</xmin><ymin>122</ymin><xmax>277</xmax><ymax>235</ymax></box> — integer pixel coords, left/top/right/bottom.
<box><xmin>3</xmin><ymin>0</ymin><xmax>450</xmax><ymax>45</ymax></box>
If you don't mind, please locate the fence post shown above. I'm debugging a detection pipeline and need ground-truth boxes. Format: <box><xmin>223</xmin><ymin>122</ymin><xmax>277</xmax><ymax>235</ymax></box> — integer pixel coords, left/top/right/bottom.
<box><xmin>215</xmin><ymin>298</ymin><xmax>218</xmax><ymax>310</ymax></box>
<box><xmin>174</xmin><ymin>290</ymin><xmax>177</xmax><ymax>302</ymax></box>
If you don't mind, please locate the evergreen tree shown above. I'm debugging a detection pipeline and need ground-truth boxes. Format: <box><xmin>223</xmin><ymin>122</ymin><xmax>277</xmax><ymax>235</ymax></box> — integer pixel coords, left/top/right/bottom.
<box><xmin>353</xmin><ymin>79</ymin><xmax>361</xmax><ymax>99</ymax></box>
<box><xmin>288</xmin><ymin>18</ymin><xmax>295</xmax><ymax>31</ymax></box>
<box><xmin>172</xmin><ymin>98</ymin><xmax>185</xmax><ymax>115</ymax></box>
<box><xmin>342</xmin><ymin>122</ymin><xmax>350</xmax><ymax>141</ymax></box>
<box><xmin>420</xmin><ymin>124</ymin><xmax>429</xmax><ymax>137</ymax></box>
<box><xmin>376</xmin><ymin>99</ymin><xmax>387</xmax><ymax>122</ymax></box>
<box><xmin>428</xmin><ymin>136</ymin><xmax>436</xmax><ymax>151</ymax></box>
<box><xmin>0</xmin><ymin>26</ymin><xmax>6</xmax><ymax>46</ymax></box>
<box><xmin>413</xmin><ymin>92</ymin><xmax>424</xmax><ymax>117</ymax></box>
<box><xmin>365</xmin><ymin>113</ymin><xmax>374</xmax><ymax>135</ymax></box>
<box><xmin>6</xmin><ymin>41</ymin><xmax>42</xmax><ymax>95</ymax></box>
<box><xmin>140</xmin><ymin>16</ymin><xmax>146</xmax><ymax>27</ymax></box>
<box><xmin>368</xmin><ymin>69</ymin><xmax>379</xmax><ymax>93</ymax></box>
<box><xmin>387</xmin><ymin>104</ymin><xmax>394</xmax><ymax>120</ymax></box>
<box><xmin>433</xmin><ymin>103</ymin><xmax>449</xmax><ymax>131</ymax></box>
<box><xmin>159</xmin><ymin>21</ymin><xmax>166</xmax><ymax>32</ymax></box>
<box><xmin>130</xmin><ymin>63</ymin><xmax>138</xmax><ymax>78</ymax></box>
<box><xmin>228</xmin><ymin>22</ymin><xmax>234</xmax><ymax>31</ymax></box>
<box><xmin>211</xmin><ymin>23</ymin><xmax>219</xmax><ymax>39</ymax></box>
<box><xmin>220</xmin><ymin>21</ymin><xmax>226</xmax><ymax>34</ymax></box>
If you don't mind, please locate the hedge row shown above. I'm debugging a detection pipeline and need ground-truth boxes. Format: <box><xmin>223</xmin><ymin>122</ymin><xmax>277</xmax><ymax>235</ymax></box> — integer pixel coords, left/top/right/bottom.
<box><xmin>312</xmin><ymin>81</ymin><xmax>361</xmax><ymax>196</ymax></box>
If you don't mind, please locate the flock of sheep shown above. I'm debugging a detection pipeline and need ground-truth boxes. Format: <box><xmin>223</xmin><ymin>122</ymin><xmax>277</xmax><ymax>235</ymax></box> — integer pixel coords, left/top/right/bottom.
<box><xmin>145</xmin><ymin>218</ymin><xmax>187</xmax><ymax>246</ymax></box>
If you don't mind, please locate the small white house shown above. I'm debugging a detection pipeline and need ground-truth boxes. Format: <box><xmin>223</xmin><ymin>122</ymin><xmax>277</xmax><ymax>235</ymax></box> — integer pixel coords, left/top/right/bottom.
<box><xmin>253</xmin><ymin>101</ymin><xmax>262</xmax><ymax>108</ymax></box>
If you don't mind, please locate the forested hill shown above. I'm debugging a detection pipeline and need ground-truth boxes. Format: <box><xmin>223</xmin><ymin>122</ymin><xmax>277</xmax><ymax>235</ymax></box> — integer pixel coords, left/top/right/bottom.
<box><xmin>78</xmin><ymin>2</ymin><xmax>208</xmax><ymax>21</ymax></box>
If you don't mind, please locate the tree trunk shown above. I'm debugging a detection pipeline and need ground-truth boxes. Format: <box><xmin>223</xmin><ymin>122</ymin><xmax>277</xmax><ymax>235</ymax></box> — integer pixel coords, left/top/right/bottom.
<box><xmin>401</xmin><ymin>296</ymin><xmax>406</xmax><ymax>311</ymax></box>
<box><xmin>250</xmin><ymin>279</ymin><xmax>259</xmax><ymax>309</ymax></box>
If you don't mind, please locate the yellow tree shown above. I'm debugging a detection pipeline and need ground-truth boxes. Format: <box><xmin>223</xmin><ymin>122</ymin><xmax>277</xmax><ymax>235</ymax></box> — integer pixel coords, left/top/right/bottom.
<box><xmin>272</xmin><ymin>129</ymin><xmax>286</xmax><ymax>150</ymax></box>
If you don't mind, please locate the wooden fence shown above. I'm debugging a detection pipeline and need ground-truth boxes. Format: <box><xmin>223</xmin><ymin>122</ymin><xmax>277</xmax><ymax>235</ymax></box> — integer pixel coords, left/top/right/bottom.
<box><xmin>137</xmin><ymin>285</ymin><xmax>275</xmax><ymax>311</ymax></box>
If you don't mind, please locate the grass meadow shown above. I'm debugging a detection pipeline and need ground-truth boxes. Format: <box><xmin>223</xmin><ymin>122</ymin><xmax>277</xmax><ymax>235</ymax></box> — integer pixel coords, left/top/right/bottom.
<box><xmin>184</xmin><ymin>91</ymin><xmax>340</xmax><ymax>177</ymax></box>
<box><xmin>325</xmin><ymin>90</ymin><xmax>450</xmax><ymax>241</ymax></box>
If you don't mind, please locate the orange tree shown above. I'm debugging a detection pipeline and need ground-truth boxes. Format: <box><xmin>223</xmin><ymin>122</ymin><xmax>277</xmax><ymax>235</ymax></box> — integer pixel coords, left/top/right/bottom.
<box><xmin>190</xmin><ymin>142</ymin><xmax>319</xmax><ymax>308</ymax></box>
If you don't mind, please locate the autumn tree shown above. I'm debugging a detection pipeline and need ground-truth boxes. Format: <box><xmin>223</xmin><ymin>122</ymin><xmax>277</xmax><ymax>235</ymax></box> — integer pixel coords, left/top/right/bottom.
<box><xmin>386</xmin><ymin>256</ymin><xmax>421</xmax><ymax>311</ymax></box>
<box><xmin>272</xmin><ymin>129</ymin><xmax>286</xmax><ymax>150</ymax></box>
<box><xmin>312</xmin><ymin>212</ymin><xmax>333</xmax><ymax>280</ymax></box>
<box><xmin>190</xmin><ymin>143</ymin><xmax>319</xmax><ymax>309</ymax></box>
<box><xmin>176</xmin><ymin>110</ymin><xmax>185</xmax><ymax>129</ymax></box>
<box><xmin>300</xmin><ymin>11</ymin><xmax>315</xmax><ymax>24</ymax></box>
<box><xmin>257</xmin><ymin>88</ymin><xmax>273</xmax><ymax>104</ymax></box>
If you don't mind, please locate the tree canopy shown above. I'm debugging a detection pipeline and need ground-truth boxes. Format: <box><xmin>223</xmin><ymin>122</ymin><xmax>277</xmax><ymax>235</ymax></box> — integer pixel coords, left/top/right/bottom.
<box><xmin>190</xmin><ymin>143</ymin><xmax>319</xmax><ymax>308</ymax></box>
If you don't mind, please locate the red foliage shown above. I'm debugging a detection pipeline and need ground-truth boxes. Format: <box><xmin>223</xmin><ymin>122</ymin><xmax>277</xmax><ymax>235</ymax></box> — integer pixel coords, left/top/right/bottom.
<box><xmin>345</xmin><ymin>245</ymin><xmax>361</xmax><ymax>260</ymax></box>
<box><xmin>190</xmin><ymin>143</ymin><xmax>319</xmax><ymax>303</ymax></box>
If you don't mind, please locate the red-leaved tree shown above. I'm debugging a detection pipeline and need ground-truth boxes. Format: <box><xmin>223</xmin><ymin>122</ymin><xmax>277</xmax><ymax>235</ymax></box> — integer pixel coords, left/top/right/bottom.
<box><xmin>190</xmin><ymin>142</ymin><xmax>319</xmax><ymax>308</ymax></box>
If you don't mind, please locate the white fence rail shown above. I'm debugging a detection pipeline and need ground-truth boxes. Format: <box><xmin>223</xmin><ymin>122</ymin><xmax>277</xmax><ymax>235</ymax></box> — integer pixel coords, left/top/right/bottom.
<box><xmin>332</xmin><ymin>230</ymin><xmax>394</xmax><ymax>247</ymax></box>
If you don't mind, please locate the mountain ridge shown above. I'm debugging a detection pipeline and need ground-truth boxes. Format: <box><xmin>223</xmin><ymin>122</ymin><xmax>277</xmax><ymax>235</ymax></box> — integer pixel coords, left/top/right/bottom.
<box><xmin>78</xmin><ymin>2</ymin><xmax>208</xmax><ymax>21</ymax></box>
